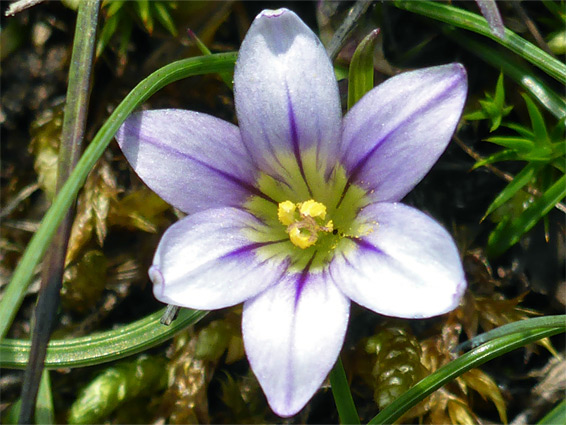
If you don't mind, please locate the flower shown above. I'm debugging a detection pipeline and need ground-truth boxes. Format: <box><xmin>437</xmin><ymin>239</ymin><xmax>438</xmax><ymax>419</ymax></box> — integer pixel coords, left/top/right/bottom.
<box><xmin>116</xmin><ymin>8</ymin><xmax>468</xmax><ymax>417</ymax></box>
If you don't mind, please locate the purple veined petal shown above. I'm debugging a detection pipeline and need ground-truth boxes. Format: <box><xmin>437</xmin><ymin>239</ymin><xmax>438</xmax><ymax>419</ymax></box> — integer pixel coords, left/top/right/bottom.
<box><xmin>475</xmin><ymin>0</ymin><xmax>506</xmax><ymax>40</ymax></box>
<box><xmin>234</xmin><ymin>8</ymin><xmax>342</xmax><ymax>180</ymax></box>
<box><xmin>330</xmin><ymin>202</ymin><xmax>466</xmax><ymax>319</ymax></box>
<box><xmin>115</xmin><ymin>109</ymin><xmax>263</xmax><ymax>214</ymax></box>
<box><xmin>243</xmin><ymin>267</ymin><xmax>350</xmax><ymax>417</ymax></box>
<box><xmin>341</xmin><ymin>63</ymin><xmax>467</xmax><ymax>203</ymax></box>
<box><xmin>150</xmin><ymin>207</ymin><xmax>289</xmax><ymax>310</ymax></box>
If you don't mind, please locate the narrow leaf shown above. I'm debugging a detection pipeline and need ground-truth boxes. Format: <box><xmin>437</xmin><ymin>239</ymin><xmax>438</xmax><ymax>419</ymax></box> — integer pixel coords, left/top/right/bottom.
<box><xmin>348</xmin><ymin>29</ymin><xmax>380</xmax><ymax>110</ymax></box>
<box><xmin>473</xmin><ymin>149</ymin><xmax>521</xmax><ymax>169</ymax></box>
<box><xmin>153</xmin><ymin>1</ymin><xmax>178</xmax><ymax>36</ymax></box>
<box><xmin>522</xmin><ymin>94</ymin><xmax>550</xmax><ymax>146</ymax></box>
<box><xmin>488</xmin><ymin>174</ymin><xmax>566</xmax><ymax>257</ymax></box>
<box><xmin>187</xmin><ymin>29</ymin><xmax>233</xmax><ymax>89</ymax></box>
<box><xmin>483</xmin><ymin>162</ymin><xmax>544</xmax><ymax>219</ymax></box>
<box><xmin>504</xmin><ymin>122</ymin><xmax>535</xmax><ymax>139</ymax></box>
<box><xmin>0</xmin><ymin>53</ymin><xmax>237</xmax><ymax>340</ymax></box>
<box><xmin>485</xmin><ymin>136</ymin><xmax>535</xmax><ymax>152</ymax></box>
<box><xmin>330</xmin><ymin>357</ymin><xmax>360</xmax><ymax>425</ymax></box>
<box><xmin>392</xmin><ymin>0</ymin><xmax>566</xmax><ymax>84</ymax></box>
<box><xmin>104</xmin><ymin>0</ymin><xmax>123</xmax><ymax>19</ymax></box>
<box><xmin>538</xmin><ymin>400</ymin><xmax>566</xmax><ymax>425</ymax></box>
<box><xmin>35</xmin><ymin>371</ymin><xmax>54</xmax><ymax>424</ymax></box>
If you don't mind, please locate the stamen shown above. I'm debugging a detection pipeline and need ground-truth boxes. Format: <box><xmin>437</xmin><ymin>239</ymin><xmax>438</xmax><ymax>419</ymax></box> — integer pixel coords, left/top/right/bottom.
<box><xmin>278</xmin><ymin>200</ymin><xmax>297</xmax><ymax>225</ymax></box>
<box><xmin>277</xmin><ymin>199</ymin><xmax>334</xmax><ymax>249</ymax></box>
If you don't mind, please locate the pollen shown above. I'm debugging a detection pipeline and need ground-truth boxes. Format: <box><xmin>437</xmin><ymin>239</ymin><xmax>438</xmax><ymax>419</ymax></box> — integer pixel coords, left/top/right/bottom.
<box><xmin>277</xmin><ymin>200</ymin><xmax>297</xmax><ymax>225</ymax></box>
<box><xmin>298</xmin><ymin>199</ymin><xmax>327</xmax><ymax>219</ymax></box>
<box><xmin>277</xmin><ymin>199</ymin><xmax>334</xmax><ymax>249</ymax></box>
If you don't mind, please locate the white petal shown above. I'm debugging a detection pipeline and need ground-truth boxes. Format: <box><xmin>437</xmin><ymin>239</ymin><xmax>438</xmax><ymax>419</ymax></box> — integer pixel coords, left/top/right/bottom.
<box><xmin>243</xmin><ymin>268</ymin><xmax>350</xmax><ymax>417</ymax></box>
<box><xmin>330</xmin><ymin>203</ymin><xmax>466</xmax><ymax>318</ymax></box>
<box><xmin>341</xmin><ymin>64</ymin><xmax>467</xmax><ymax>202</ymax></box>
<box><xmin>234</xmin><ymin>8</ymin><xmax>342</xmax><ymax>181</ymax></box>
<box><xmin>116</xmin><ymin>110</ymin><xmax>259</xmax><ymax>214</ymax></box>
<box><xmin>151</xmin><ymin>207</ymin><xmax>289</xmax><ymax>309</ymax></box>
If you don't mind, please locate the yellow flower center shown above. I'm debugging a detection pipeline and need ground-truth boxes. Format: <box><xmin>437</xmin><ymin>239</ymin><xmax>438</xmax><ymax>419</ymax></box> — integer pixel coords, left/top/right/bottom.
<box><xmin>277</xmin><ymin>199</ymin><xmax>334</xmax><ymax>249</ymax></box>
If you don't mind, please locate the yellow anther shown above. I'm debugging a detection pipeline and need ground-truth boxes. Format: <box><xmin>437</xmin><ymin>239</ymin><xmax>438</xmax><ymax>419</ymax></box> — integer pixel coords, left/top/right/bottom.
<box><xmin>278</xmin><ymin>199</ymin><xmax>334</xmax><ymax>249</ymax></box>
<box><xmin>277</xmin><ymin>200</ymin><xmax>297</xmax><ymax>226</ymax></box>
<box><xmin>288</xmin><ymin>226</ymin><xmax>317</xmax><ymax>249</ymax></box>
<box><xmin>298</xmin><ymin>199</ymin><xmax>327</xmax><ymax>219</ymax></box>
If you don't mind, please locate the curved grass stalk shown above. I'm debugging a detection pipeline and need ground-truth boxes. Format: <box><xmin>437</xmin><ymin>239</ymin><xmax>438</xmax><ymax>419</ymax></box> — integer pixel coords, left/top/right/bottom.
<box><xmin>0</xmin><ymin>308</ymin><xmax>207</xmax><ymax>369</ymax></box>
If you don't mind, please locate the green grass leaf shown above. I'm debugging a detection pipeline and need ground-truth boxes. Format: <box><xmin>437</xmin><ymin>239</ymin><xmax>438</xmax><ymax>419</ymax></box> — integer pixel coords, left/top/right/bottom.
<box><xmin>0</xmin><ymin>308</ymin><xmax>207</xmax><ymax>369</ymax></box>
<box><xmin>522</xmin><ymin>94</ymin><xmax>550</xmax><ymax>146</ymax></box>
<box><xmin>348</xmin><ymin>29</ymin><xmax>380</xmax><ymax>110</ymax></box>
<box><xmin>538</xmin><ymin>400</ymin><xmax>566</xmax><ymax>425</ymax></box>
<box><xmin>153</xmin><ymin>1</ymin><xmax>178</xmax><ymax>37</ymax></box>
<box><xmin>488</xmin><ymin>174</ymin><xmax>566</xmax><ymax>257</ymax></box>
<box><xmin>483</xmin><ymin>162</ymin><xmax>544</xmax><ymax>219</ymax></box>
<box><xmin>473</xmin><ymin>149</ymin><xmax>521</xmax><ymax>169</ymax></box>
<box><xmin>330</xmin><ymin>357</ymin><xmax>361</xmax><ymax>425</ymax></box>
<box><xmin>484</xmin><ymin>136</ymin><xmax>535</xmax><ymax>152</ymax></box>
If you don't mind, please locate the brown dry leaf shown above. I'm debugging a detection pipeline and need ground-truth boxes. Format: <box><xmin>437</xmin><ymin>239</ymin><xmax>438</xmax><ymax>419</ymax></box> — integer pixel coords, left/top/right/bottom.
<box><xmin>460</xmin><ymin>292</ymin><xmax>558</xmax><ymax>357</ymax></box>
<box><xmin>162</xmin><ymin>331</ymin><xmax>211</xmax><ymax>424</ymax></box>
<box><xmin>447</xmin><ymin>397</ymin><xmax>478</xmax><ymax>425</ymax></box>
<box><xmin>66</xmin><ymin>159</ymin><xmax>118</xmax><ymax>263</ymax></box>
<box><xmin>217</xmin><ymin>371</ymin><xmax>267</xmax><ymax>424</ymax></box>
<box><xmin>29</xmin><ymin>107</ymin><xmax>63</xmax><ymax>201</ymax></box>
<box><xmin>61</xmin><ymin>250</ymin><xmax>108</xmax><ymax>314</ymax></box>
<box><xmin>414</xmin><ymin>314</ymin><xmax>508</xmax><ymax>424</ymax></box>
<box><xmin>108</xmin><ymin>188</ymin><xmax>170</xmax><ymax>233</ymax></box>
<box><xmin>462</xmin><ymin>368</ymin><xmax>508</xmax><ymax>424</ymax></box>
<box><xmin>162</xmin><ymin>313</ymin><xmax>245</xmax><ymax>424</ymax></box>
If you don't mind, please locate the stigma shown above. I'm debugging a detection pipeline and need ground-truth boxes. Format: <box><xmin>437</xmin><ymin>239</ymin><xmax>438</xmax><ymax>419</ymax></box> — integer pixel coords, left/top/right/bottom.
<box><xmin>277</xmin><ymin>200</ymin><xmax>333</xmax><ymax>249</ymax></box>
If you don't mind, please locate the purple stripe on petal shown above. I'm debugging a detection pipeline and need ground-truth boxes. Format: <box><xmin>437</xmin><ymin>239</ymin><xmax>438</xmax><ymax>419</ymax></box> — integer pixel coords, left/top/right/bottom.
<box><xmin>330</xmin><ymin>202</ymin><xmax>466</xmax><ymax>319</ymax></box>
<box><xmin>116</xmin><ymin>110</ymin><xmax>261</xmax><ymax>214</ymax></box>
<box><xmin>242</xmin><ymin>264</ymin><xmax>350</xmax><ymax>417</ymax></box>
<box><xmin>151</xmin><ymin>207</ymin><xmax>290</xmax><ymax>310</ymax></box>
<box><xmin>349</xmin><ymin>237</ymin><xmax>386</xmax><ymax>256</ymax></box>
<box><xmin>234</xmin><ymin>8</ymin><xmax>342</xmax><ymax>181</ymax></box>
<box><xmin>340</xmin><ymin>64</ymin><xmax>467</xmax><ymax>204</ymax></box>
<box><xmin>294</xmin><ymin>253</ymin><xmax>316</xmax><ymax>307</ymax></box>
<box><xmin>143</xmin><ymin>135</ymin><xmax>276</xmax><ymax>204</ymax></box>
<box><xmin>286</xmin><ymin>86</ymin><xmax>313</xmax><ymax>197</ymax></box>
<box><xmin>340</xmin><ymin>76</ymin><xmax>461</xmax><ymax>203</ymax></box>
<box><xmin>221</xmin><ymin>239</ymin><xmax>289</xmax><ymax>260</ymax></box>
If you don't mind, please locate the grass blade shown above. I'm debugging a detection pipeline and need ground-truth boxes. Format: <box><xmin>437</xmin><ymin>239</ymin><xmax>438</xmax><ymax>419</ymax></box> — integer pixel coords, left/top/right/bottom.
<box><xmin>488</xmin><ymin>174</ymin><xmax>566</xmax><ymax>257</ymax></box>
<box><xmin>0</xmin><ymin>308</ymin><xmax>207</xmax><ymax>369</ymax></box>
<box><xmin>330</xmin><ymin>357</ymin><xmax>361</xmax><ymax>425</ymax></box>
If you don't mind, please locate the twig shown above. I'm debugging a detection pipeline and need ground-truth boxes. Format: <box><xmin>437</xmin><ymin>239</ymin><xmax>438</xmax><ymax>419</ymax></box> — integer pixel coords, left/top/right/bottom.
<box><xmin>0</xmin><ymin>184</ymin><xmax>40</xmax><ymax>219</ymax></box>
<box><xmin>454</xmin><ymin>135</ymin><xmax>566</xmax><ymax>214</ymax></box>
<box><xmin>5</xmin><ymin>0</ymin><xmax>44</xmax><ymax>16</ymax></box>
<box><xmin>511</xmin><ymin>0</ymin><xmax>555</xmax><ymax>57</ymax></box>
<box><xmin>326</xmin><ymin>0</ymin><xmax>372</xmax><ymax>62</ymax></box>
